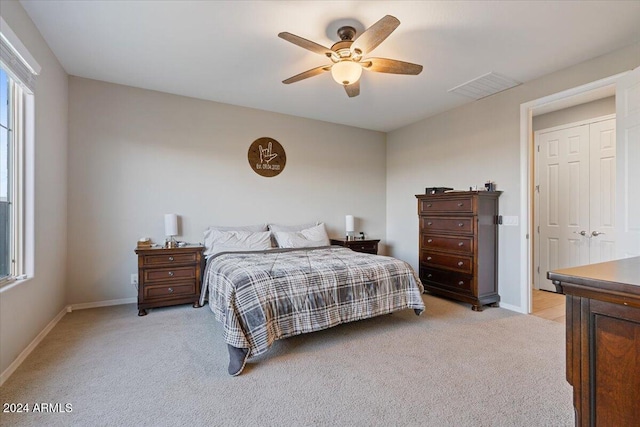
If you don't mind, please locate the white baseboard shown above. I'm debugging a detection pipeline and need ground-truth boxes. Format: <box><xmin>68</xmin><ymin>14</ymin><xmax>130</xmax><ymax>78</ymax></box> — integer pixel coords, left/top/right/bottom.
<box><xmin>0</xmin><ymin>306</ymin><xmax>67</xmax><ymax>386</ymax></box>
<box><xmin>499</xmin><ymin>302</ymin><xmax>527</xmax><ymax>314</ymax></box>
<box><xmin>1</xmin><ymin>297</ymin><xmax>137</xmax><ymax>386</ymax></box>
<box><xmin>68</xmin><ymin>297</ymin><xmax>136</xmax><ymax>312</ymax></box>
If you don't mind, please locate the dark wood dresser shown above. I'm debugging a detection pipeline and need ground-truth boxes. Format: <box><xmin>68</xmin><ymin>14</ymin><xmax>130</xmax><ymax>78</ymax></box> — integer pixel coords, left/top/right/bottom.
<box><xmin>134</xmin><ymin>245</ymin><xmax>204</xmax><ymax>316</ymax></box>
<box><xmin>548</xmin><ymin>257</ymin><xmax>640</xmax><ymax>427</ymax></box>
<box><xmin>330</xmin><ymin>238</ymin><xmax>380</xmax><ymax>254</ymax></box>
<box><xmin>416</xmin><ymin>191</ymin><xmax>501</xmax><ymax>311</ymax></box>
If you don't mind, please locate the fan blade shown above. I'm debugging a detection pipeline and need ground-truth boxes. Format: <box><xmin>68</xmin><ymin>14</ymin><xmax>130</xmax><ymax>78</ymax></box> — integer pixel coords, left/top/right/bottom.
<box><xmin>278</xmin><ymin>32</ymin><xmax>333</xmax><ymax>57</ymax></box>
<box><xmin>352</xmin><ymin>15</ymin><xmax>400</xmax><ymax>55</ymax></box>
<box><xmin>363</xmin><ymin>58</ymin><xmax>423</xmax><ymax>75</ymax></box>
<box><xmin>283</xmin><ymin>65</ymin><xmax>332</xmax><ymax>84</ymax></box>
<box><xmin>344</xmin><ymin>81</ymin><xmax>360</xmax><ymax>98</ymax></box>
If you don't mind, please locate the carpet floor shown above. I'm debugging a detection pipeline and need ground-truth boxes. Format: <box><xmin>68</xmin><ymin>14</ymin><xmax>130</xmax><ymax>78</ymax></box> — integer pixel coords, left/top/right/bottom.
<box><xmin>0</xmin><ymin>294</ymin><xmax>573</xmax><ymax>426</ymax></box>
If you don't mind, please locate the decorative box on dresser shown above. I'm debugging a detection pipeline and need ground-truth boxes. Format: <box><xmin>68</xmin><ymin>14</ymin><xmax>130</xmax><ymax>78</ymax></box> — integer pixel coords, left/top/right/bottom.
<box><xmin>548</xmin><ymin>257</ymin><xmax>640</xmax><ymax>427</ymax></box>
<box><xmin>134</xmin><ymin>245</ymin><xmax>204</xmax><ymax>316</ymax></box>
<box><xmin>330</xmin><ymin>238</ymin><xmax>380</xmax><ymax>254</ymax></box>
<box><xmin>416</xmin><ymin>191</ymin><xmax>501</xmax><ymax>311</ymax></box>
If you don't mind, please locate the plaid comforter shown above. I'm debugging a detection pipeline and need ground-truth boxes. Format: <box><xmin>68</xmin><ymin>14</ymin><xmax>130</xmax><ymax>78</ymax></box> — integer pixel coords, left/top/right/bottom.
<box><xmin>200</xmin><ymin>246</ymin><xmax>425</xmax><ymax>357</ymax></box>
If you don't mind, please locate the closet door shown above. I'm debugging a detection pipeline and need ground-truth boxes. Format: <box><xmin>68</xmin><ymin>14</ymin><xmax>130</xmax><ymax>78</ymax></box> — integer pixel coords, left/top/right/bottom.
<box><xmin>589</xmin><ymin>118</ymin><xmax>617</xmax><ymax>263</ymax></box>
<box><xmin>538</xmin><ymin>125</ymin><xmax>590</xmax><ymax>292</ymax></box>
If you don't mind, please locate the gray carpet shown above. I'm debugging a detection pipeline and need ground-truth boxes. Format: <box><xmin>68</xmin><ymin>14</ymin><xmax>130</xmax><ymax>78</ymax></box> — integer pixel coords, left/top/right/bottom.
<box><xmin>0</xmin><ymin>294</ymin><xmax>573</xmax><ymax>426</ymax></box>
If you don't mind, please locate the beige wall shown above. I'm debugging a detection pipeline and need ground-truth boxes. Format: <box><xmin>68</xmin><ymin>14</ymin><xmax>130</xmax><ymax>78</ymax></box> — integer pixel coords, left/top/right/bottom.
<box><xmin>533</xmin><ymin>96</ymin><xmax>615</xmax><ymax>131</ymax></box>
<box><xmin>67</xmin><ymin>77</ymin><xmax>386</xmax><ymax>304</ymax></box>
<box><xmin>386</xmin><ymin>43</ymin><xmax>640</xmax><ymax>311</ymax></box>
<box><xmin>0</xmin><ymin>1</ymin><xmax>68</xmax><ymax>375</ymax></box>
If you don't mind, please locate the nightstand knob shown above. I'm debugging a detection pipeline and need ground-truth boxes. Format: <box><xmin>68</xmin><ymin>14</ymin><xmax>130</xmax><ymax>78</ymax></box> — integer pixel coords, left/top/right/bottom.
<box><xmin>168</xmin><ymin>287</ymin><xmax>174</xmax><ymax>293</ymax></box>
<box><xmin>457</xmin><ymin>261</ymin><xmax>464</xmax><ymax>266</ymax></box>
<box><xmin>426</xmin><ymin>203</ymin><xmax>432</xmax><ymax>207</ymax></box>
<box><xmin>458</xmin><ymin>223</ymin><xmax>464</xmax><ymax>227</ymax></box>
<box><xmin>458</xmin><ymin>242</ymin><xmax>464</xmax><ymax>247</ymax></box>
<box><xmin>168</xmin><ymin>256</ymin><xmax>174</xmax><ymax>262</ymax></box>
<box><xmin>427</xmin><ymin>274</ymin><xmax>433</xmax><ymax>278</ymax></box>
<box><xmin>458</xmin><ymin>281</ymin><xmax>464</xmax><ymax>285</ymax></box>
<box><xmin>427</xmin><ymin>239</ymin><xmax>433</xmax><ymax>243</ymax></box>
<box><xmin>457</xmin><ymin>202</ymin><xmax>463</xmax><ymax>207</ymax></box>
<box><xmin>168</xmin><ymin>271</ymin><xmax>174</xmax><ymax>277</ymax></box>
<box><xmin>427</xmin><ymin>256</ymin><xmax>432</xmax><ymax>261</ymax></box>
<box><xmin>427</xmin><ymin>222</ymin><xmax>433</xmax><ymax>226</ymax></box>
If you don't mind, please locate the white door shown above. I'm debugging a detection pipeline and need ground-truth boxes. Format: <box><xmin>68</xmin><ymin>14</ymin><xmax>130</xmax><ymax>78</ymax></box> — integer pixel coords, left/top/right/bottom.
<box><xmin>589</xmin><ymin>119</ymin><xmax>617</xmax><ymax>262</ymax></box>
<box><xmin>537</xmin><ymin>125</ymin><xmax>591</xmax><ymax>291</ymax></box>
<box><xmin>616</xmin><ymin>67</ymin><xmax>640</xmax><ymax>258</ymax></box>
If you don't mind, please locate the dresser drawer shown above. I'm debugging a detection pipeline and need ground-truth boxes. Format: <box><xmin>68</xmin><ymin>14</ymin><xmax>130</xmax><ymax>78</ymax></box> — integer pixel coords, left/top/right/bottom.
<box><xmin>142</xmin><ymin>252</ymin><xmax>197</xmax><ymax>267</ymax></box>
<box><xmin>420</xmin><ymin>217</ymin><xmax>474</xmax><ymax>234</ymax></box>
<box><xmin>421</xmin><ymin>234</ymin><xmax>473</xmax><ymax>254</ymax></box>
<box><xmin>143</xmin><ymin>266</ymin><xmax>196</xmax><ymax>283</ymax></box>
<box><xmin>420</xmin><ymin>267</ymin><xmax>473</xmax><ymax>295</ymax></box>
<box><xmin>143</xmin><ymin>281</ymin><xmax>196</xmax><ymax>300</ymax></box>
<box><xmin>419</xmin><ymin>196</ymin><xmax>474</xmax><ymax>214</ymax></box>
<box><xmin>421</xmin><ymin>250</ymin><xmax>473</xmax><ymax>274</ymax></box>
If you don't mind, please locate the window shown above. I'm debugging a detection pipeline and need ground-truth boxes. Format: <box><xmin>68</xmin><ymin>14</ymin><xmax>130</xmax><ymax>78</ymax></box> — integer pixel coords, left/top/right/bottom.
<box><xmin>0</xmin><ymin>17</ymin><xmax>39</xmax><ymax>287</ymax></box>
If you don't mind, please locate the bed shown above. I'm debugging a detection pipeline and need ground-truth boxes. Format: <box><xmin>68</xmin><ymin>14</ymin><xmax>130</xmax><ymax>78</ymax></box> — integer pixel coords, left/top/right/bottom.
<box><xmin>199</xmin><ymin>223</ymin><xmax>425</xmax><ymax>375</ymax></box>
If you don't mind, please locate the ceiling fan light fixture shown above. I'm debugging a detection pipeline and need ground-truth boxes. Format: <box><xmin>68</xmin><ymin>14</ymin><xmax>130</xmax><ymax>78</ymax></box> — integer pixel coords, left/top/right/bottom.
<box><xmin>331</xmin><ymin>61</ymin><xmax>362</xmax><ymax>85</ymax></box>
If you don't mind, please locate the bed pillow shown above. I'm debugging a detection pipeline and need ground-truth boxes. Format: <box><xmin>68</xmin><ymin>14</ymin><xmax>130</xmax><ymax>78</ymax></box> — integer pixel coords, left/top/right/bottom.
<box><xmin>268</xmin><ymin>222</ymin><xmax>318</xmax><ymax>232</ymax></box>
<box><xmin>203</xmin><ymin>229</ymin><xmax>272</xmax><ymax>258</ymax></box>
<box><xmin>273</xmin><ymin>223</ymin><xmax>330</xmax><ymax>248</ymax></box>
<box><xmin>207</xmin><ymin>224</ymin><xmax>268</xmax><ymax>232</ymax></box>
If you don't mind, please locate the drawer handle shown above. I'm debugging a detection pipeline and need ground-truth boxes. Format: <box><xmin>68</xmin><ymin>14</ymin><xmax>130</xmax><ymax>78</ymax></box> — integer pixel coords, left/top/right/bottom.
<box><xmin>427</xmin><ymin>239</ymin><xmax>433</xmax><ymax>243</ymax></box>
<box><xmin>168</xmin><ymin>287</ymin><xmax>174</xmax><ymax>293</ymax></box>
<box><xmin>427</xmin><ymin>222</ymin><xmax>433</xmax><ymax>226</ymax></box>
<box><xmin>458</xmin><ymin>223</ymin><xmax>464</xmax><ymax>227</ymax></box>
<box><xmin>168</xmin><ymin>271</ymin><xmax>174</xmax><ymax>277</ymax></box>
<box><xmin>457</xmin><ymin>261</ymin><xmax>464</xmax><ymax>266</ymax></box>
<box><xmin>458</xmin><ymin>242</ymin><xmax>464</xmax><ymax>246</ymax></box>
<box><xmin>168</xmin><ymin>256</ymin><xmax>174</xmax><ymax>261</ymax></box>
<box><xmin>427</xmin><ymin>274</ymin><xmax>433</xmax><ymax>278</ymax></box>
<box><xmin>427</xmin><ymin>256</ymin><xmax>432</xmax><ymax>261</ymax></box>
<box><xmin>426</xmin><ymin>203</ymin><xmax>432</xmax><ymax>207</ymax></box>
<box><xmin>457</xmin><ymin>202</ymin><xmax>463</xmax><ymax>207</ymax></box>
<box><xmin>458</xmin><ymin>281</ymin><xmax>464</xmax><ymax>285</ymax></box>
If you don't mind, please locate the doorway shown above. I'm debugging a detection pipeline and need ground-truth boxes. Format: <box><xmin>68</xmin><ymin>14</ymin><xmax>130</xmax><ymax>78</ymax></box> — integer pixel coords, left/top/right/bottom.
<box><xmin>533</xmin><ymin>114</ymin><xmax>616</xmax><ymax>292</ymax></box>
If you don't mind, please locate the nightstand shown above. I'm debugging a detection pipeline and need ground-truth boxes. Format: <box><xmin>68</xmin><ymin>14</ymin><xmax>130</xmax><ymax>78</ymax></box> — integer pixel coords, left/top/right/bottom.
<box><xmin>134</xmin><ymin>245</ymin><xmax>204</xmax><ymax>316</ymax></box>
<box><xmin>330</xmin><ymin>238</ymin><xmax>380</xmax><ymax>254</ymax></box>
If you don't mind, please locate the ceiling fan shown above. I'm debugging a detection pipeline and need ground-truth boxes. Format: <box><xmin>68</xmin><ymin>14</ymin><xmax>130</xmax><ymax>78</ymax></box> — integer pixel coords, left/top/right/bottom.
<box><xmin>278</xmin><ymin>15</ymin><xmax>423</xmax><ymax>98</ymax></box>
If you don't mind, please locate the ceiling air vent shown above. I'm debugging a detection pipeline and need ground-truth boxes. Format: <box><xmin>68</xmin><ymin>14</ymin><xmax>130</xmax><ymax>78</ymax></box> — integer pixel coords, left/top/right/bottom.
<box><xmin>448</xmin><ymin>72</ymin><xmax>521</xmax><ymax>100</ymax></box>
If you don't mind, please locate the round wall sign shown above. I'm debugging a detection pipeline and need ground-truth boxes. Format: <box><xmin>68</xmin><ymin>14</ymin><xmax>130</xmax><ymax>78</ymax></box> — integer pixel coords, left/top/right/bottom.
<box><xmin>248</xmin><ymin>137</ymin><xmax>286</xmax><ymax>177</ymax></box>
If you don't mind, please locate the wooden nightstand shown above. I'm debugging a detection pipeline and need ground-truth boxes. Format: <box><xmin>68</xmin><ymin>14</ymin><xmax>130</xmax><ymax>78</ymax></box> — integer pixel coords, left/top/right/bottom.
<box><xmin>134</xmin><ymin>245</ymin><xmax>204</xmax><ymax>316</ymax></box>
<box><xmin>330</xmin><ymin>238</ymin><xmax>380</xmax><ymax>254</ymax></box>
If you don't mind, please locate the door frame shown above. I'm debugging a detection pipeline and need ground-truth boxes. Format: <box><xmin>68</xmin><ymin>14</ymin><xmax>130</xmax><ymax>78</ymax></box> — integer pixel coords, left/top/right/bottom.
<box><xmin>519</xmin><ymin>72</ymin><xmax>626</xmax><ymax>314</ymax></box>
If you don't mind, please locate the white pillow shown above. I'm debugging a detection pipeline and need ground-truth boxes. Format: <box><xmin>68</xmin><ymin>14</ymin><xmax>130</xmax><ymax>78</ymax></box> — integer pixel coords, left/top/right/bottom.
<box><xmin>203</xmin><ymin>229</ymin><xmax>272</xmax><ymax>258</ymax></box>
<box><xmin>269</xmin><ymin>222</ymin><xmax>318</xmax><ymax>232</ymax></box>
<box><xmin>273</xmin><ymin>223</ymin><xmax>330</xmax><ymax>248</ymax></box>
<box><xmin>208</xmin><ymin>224</ymin><xmax>268</xmax><ymax>232</ymax></box>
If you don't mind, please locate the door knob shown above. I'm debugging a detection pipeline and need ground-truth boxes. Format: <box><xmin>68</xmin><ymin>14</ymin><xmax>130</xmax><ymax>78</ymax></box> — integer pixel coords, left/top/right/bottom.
<box><xmin>573</xmin><ymin>230</ymin><xmax>587</xmax><ymax>236</ymax></box>
<box><xmin>591</xmin><ymin>231</ymin><xmax>605</xmax><ymax>237</ymax></box>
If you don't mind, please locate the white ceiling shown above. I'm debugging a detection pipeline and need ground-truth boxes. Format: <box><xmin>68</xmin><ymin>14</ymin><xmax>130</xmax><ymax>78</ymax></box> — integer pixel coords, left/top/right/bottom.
<box><xmin>20</xmin><ymin>0</ymin><xmax>640</xmax><ymax>132</ymax></box>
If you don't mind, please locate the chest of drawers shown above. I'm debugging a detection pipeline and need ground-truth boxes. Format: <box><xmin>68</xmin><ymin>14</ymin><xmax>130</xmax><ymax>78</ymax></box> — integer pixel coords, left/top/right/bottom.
<box><xmin>134</xmin><ymin>245</ymin><xmax>204</xmax><ymax>316</ymax></box>
<box><xmin>416</xmin><ymin>191</ymin><xmax>501</xmax><ymax>311</ymax></box>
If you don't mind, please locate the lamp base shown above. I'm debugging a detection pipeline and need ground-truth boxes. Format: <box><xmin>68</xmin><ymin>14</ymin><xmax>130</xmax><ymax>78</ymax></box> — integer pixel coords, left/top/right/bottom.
<box><xmin>165</xmin><ymin>237</ymin><xmax>177</xmax><ymax>248</ymax></box>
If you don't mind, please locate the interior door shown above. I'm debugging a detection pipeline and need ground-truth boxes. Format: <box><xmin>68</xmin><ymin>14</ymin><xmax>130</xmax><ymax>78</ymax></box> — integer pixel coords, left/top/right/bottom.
<box><xmin>589</xmin><ymin>118</ymin><xmax>617</xmax><ymax>263</ymax></box>
<box><xmin>537</xmin><ymin>125</ymin><xmax>590</xmax><ymax>291</ymax></box>
<box><xmin>616</xmin><ymin>67</ymin><xmax>640</xmax><ymax>258</ymax></box>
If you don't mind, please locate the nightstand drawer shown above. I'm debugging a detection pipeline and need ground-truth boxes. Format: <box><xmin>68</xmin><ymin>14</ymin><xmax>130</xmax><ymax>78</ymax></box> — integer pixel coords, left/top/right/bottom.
<box><xmin>144</xmin><ymin>266</ymin><xmax>196</xmax><ymax>283</ymax></box>
<box><xmin>421</xmin><ymin>250</ymin><xmax>473</xmax><ymax>274</ymax></box>
<box><xmin>144</xmin><ymin>281</ymin><xmax>196</xmax><ymax>300</ymax></box>
<box><xmin>419</xmin><ymin>196</ymin><xmax>474</xmax><ymax>214</ymax></box>
<box><xmin>348</xmin><ymin>242</ymin><xmax>378</xmax><ymax>253</ymax></box>
<box><xmin>421</xmin><ymin>234</ymin><xmax>473</xmax><ymax>254</ymax></box>
<box><xmin>142</xmin><ymin>252</ymin><xmax>197</xmax><ymax>267</ymax></box>
<box><xmin>420</xmin><ymin>217</ymin><xmax>474</xmax><ymax>234</ymax></box>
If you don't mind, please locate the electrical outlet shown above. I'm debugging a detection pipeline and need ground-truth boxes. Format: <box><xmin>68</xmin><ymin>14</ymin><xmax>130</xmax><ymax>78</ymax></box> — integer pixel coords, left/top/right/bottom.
<box><xmin>131</xmin><ymin>274</ymin><xmax>138</xmax><ymax>286</ymax></box>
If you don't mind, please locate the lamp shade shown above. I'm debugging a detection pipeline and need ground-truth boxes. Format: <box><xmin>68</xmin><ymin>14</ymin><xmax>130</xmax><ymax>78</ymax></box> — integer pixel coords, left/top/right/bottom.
<box><xmin>331</xmin><ymin>61</ymin><xmax>362</xmax><ymax>85</ymax></box>
<box><xmin>345</xmin><ymin>215</ymin><xmax>355</xmax><ymax>233</ymax></box>
<box><xmin>164</xmin><ymin>214</ymin><xmax>178</xmax><ymax>237</ymax></box>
